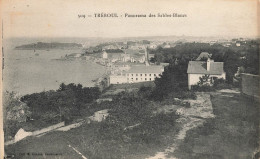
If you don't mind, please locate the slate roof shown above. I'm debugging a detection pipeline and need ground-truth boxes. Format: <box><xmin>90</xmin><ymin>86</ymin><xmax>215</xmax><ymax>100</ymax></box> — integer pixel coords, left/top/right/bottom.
<box><xmin>126</xmin><ymin>65</ymin><xmax>163</xmax><ymax>73</ymax></box>
<box><xmin>187</xmin><ymin>61</ymin><xmax>224</xmax><ymax>75</ymax></box>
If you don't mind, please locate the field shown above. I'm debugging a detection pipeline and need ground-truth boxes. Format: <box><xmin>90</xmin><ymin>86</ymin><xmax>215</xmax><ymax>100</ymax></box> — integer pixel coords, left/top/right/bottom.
<box><xmin>173</xmin><ymin>91</ymin><xmax>259</xmax><ymax>159</ymax></box>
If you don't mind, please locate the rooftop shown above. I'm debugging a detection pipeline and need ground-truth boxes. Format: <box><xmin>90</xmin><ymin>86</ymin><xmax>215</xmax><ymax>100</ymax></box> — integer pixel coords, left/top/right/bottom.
<box><xmin>126</xmin><ymin>65</ymin><xmax>163</xmax><ymax>73</ymax></box>
<box><xmin>187</xmin><ymin>61</ymin><xmax>224</xmax><ymax>75</ymax></box>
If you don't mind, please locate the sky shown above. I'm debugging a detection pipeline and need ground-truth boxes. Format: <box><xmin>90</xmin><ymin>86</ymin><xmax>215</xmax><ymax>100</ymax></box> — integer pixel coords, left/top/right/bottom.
<box><xmin>1</xmin><ymin>0</ymin><xmax>259</xmax><ymax>38</ymax></box>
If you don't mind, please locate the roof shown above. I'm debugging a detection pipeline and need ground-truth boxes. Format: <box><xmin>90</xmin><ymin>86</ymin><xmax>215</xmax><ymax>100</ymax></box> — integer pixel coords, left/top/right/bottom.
<box><xmin>196</xmin><ymin>52</ymin><xmax>211</xmax><ymax>61</ymax></box>
<box><xmin>187</xmin><ymin>61</ymin><xmax>224</xmax><ymax>75</ymax></box>
<box><xmin>126</xmin><ymin>65</ymin><xmax>163</xmax><ymax>74</ymax></box>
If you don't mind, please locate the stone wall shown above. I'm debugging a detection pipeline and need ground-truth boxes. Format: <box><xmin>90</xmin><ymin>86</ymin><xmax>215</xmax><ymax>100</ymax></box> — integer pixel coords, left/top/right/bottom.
<box><xmin>241</xmin><ymin>73</ymin><xmax>259</xmax><ymax>99</ymax></box>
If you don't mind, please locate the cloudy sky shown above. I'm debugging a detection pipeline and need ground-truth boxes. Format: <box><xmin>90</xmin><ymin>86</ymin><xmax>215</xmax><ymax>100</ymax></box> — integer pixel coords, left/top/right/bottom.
<box><xmin>1</xmin><ymin>0</ymin><xmax>259</xmax><ymax>38</ymax></box>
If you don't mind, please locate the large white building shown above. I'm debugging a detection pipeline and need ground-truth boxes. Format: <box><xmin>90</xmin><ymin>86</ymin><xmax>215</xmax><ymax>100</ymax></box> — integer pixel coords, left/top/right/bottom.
<box><xmin>109</xmin><ymin>65</ymin><xmax>164</xmax><ymax>84</ymax></box>
<box><xmin>187</xmin><ymin>58</ymin><xmax>226</xmax><ymax>90</ymax></box>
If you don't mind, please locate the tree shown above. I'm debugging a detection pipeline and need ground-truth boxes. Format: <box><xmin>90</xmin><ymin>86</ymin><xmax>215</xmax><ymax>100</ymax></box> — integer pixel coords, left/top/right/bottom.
<box><xmin>152</xmin><ymin>61</ymin><xmax>188</xmax><ymax>100</ymax></box>
<box><xmin>223</xmin><ymin>49</ymin><xmax>240</xmax><ymax>83</ymax></box>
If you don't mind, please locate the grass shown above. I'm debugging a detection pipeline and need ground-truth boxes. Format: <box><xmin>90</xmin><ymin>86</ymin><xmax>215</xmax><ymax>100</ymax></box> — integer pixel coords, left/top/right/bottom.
<box><xmin>173</xmin><ymin>92</ymin><xmax>259</xmax><ymax>159</ymax></box>
<box><xmin>5</xmin><ymin>112</ymin><xmax>181</xmax><ymax>159</ymax></box>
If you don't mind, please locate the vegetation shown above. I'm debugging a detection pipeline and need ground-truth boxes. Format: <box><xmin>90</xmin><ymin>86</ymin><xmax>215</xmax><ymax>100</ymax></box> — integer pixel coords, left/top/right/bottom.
<box><xmin>105</xmin><ymin>49</ymin><xmax>124</xmax><ymax>53</ymax></box>
<box><xmin>6</xmin><ymin>91</ymin><xmax>181</xmax><ymax>159</ymax></box>
<box><xmin>151</xmin><ymin>41</ymin><xmax>259</xmax><ymax>83</ymax></box>
<box><xmin>192</xmin><ymin>76</ymin><xmax>233</xmax><ymax>92</ymax></box>
<box><xmin>173</xmin><ymin>92</ymin><xmax>259</xmax><ymax>159</ymax></box>
<box><xmin>3</xmin><ymin>92</ymin><xmax>31</xmax><ymax>139</ymax></box>
<box><xmin>21</xmin><ymin>83</ymin><xmax>101</xmax><ymax>123</ymax></box>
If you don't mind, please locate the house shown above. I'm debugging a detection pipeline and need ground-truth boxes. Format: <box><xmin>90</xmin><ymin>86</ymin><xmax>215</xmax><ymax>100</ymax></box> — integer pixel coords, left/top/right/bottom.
<box><xmin>102</xmin><ymin>51</ymin><xmax>108</xmax><ymax>59</ymax></box>
<box><xmin>187</xmin><ymin>58</ymin><xmax>226</xmax><ymax>90</ymax></box>
<box><xmin>121</xmin><ymin>53</ymin><xmax>131</xmax><ymax>62</ymax></box>
<box><xmin>163</xmin><ymin>44</ymin><xmax>171</xmax><ymax>48</ymax></box>
<box><xmin>149</xmin><ymin>44</ymin><xmax>157</xmax><ymax>49</ymax></box>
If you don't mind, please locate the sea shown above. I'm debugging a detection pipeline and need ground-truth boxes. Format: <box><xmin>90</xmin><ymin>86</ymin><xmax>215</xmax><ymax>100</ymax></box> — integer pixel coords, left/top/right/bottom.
<box><xmin>2</xmin><ymin>38</ymin><xmax>106</xmax><ymax>96</ymax></box>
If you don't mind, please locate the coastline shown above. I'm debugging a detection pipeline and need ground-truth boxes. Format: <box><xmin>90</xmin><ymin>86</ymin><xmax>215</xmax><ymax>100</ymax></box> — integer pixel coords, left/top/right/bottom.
<box><xmin>3</xmin><ymin>49</ymin><xmax>107</xmax><ymax>96</ymax></box>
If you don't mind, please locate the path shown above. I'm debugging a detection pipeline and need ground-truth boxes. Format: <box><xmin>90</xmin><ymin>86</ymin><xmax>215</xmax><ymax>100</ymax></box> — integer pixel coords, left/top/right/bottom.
<box><xmin>147</xmin><ymin>92</ymin><xmax>215</xmax><ymax>159</ymax></box>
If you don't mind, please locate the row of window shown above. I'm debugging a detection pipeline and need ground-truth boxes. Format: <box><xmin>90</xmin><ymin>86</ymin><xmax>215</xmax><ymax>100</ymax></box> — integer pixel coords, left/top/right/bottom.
<box><xmin>127</xmin><ymin>78</ymin><xmax>153</xmax><ymax>81</ymax></box>
<box><xmin>127</xmin><ymin>73</ymin><xmax>159</xmax><ymax>77</ymax></box>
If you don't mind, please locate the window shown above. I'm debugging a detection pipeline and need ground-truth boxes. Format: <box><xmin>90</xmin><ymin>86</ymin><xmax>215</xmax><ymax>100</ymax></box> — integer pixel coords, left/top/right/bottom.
<box><xmin>140</xmin><ymin>74</ymin><xmax>142</xmax><ymax>76</ymax></box>
<box><xmin>145</xmin><ymin>74</ymin><xmax>147</xmax><ymax>76</ymax></box>
<box><xmin>136</xmin><ymin>74</ymin><xmax>138</xmax><ymax>76</ymax></box>
<box><xmin>131</xmin><ymin>78</ymin><xmax>133</xmax><ymax>80</ymax></box>
<box><xmin>136</xmin><ymin>78</ymin><xmax>138</xmax><ymax>80</ymax></box>
<box><xmin>145</xmin><ymin>78</ymin><xmax>147</xmax><ymax>80</ymax></box>
<box><xmin>132</xmin><ymin>74</ymin><xmax>133</xmax><ymax>76</ymax></box>
<box><xmin>149</xmin><ymin>74</ymin><xmax>151</xmax><ymax>76</ymax></box>
<box><xmin>154</xmin><ymin>74</ymin><xmax>156</xmax><ymax>76</ymax></box>
<box><xmin>150</xmin><ymin>78</ymin><xmax>151</xmax><ymax>81</ymax></box>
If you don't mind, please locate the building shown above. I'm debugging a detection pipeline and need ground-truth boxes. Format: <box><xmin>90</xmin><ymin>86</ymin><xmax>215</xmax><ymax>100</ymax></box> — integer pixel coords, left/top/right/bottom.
<box><xmin>102</xmin><ymin>51</ymin><xmax>108</xmax><ymax>59</ymax></box>
<box><xmin>236</xmin><ymin>42</ymin><xmax>241</xmax><ymax>47</ymax></box>
<box><xmin>125</xmin><ymin>65</ymin><xmax>163</xmax><ymax>83</ymax></box>
<box><xmin>121</xmin><ymin>53</ymin><xmax>131</xmax><ymax>62</ymax></box>
<box><xmin>109</xmin><ymin>47</ymin><xmax>165</xmax><ymax>85</ymax></box>
<box><xmin>109</xmin><ymin>65</ymin><xmax>164</xmax><ymax>84</ymax></box>
<box><xmin>187</xmin><ymin>58</ymin><xmax>226</xmax><ymax>90</ymax></box>
<box><xmin>163</xmin><ymin>44</ymin><xmax>171</xmax><ymax>48</ymax></box>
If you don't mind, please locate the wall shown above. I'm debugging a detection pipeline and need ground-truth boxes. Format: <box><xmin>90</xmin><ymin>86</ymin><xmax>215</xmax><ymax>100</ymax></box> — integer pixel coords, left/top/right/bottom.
<box><xmin>241</xmin><ymin>73</ymin><xmax>259</xmax><ymax>99</ymax></box>
<box><xmin>5</xmin><ymin>122</ymin><xmax>65</xmax><ymax>146</ymax></box>
<box><xmin>126</xmin><ymin>73</ymin><xmax>160</xmax><ymax>83</ymax></box>
<box><xmin>110</xmin><ymin>73</ymin><xmax>162</xmax><ymax>84</ymax></box>
<box><xmin>31</xmin><ymin>122</ymin><xmax>65</xmax><ymax>136</ymax></box>
<box><xmin>109</xmin><ymin>75</ymin><xmax>127</xmax><ymax>84</ymax></box>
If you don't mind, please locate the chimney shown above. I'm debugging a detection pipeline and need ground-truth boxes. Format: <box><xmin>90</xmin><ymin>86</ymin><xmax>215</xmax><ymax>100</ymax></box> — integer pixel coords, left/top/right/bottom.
<box><xmin>207</xmin><ymin>58</ymin><xmax>211</xmax><ymax>71</ymax></box>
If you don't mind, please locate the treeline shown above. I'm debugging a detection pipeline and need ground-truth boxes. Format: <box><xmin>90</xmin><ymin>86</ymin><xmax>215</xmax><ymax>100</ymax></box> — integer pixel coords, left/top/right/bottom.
<box><xmin>21</xmin><ymin>83</ymin><xmax>101</xmax><ymax>121</ymax></box>
<box><xmin>150</xmin><ymin>41</ymin><xmax>259</xmax><ymax>82</ymax></box>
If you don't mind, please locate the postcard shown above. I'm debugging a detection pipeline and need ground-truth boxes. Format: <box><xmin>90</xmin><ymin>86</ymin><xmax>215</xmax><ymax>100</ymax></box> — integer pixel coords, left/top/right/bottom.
<box><xmin>1</xmin><ymin>0</ymin><xmax>259</xmax><ymax>158</ymax></box>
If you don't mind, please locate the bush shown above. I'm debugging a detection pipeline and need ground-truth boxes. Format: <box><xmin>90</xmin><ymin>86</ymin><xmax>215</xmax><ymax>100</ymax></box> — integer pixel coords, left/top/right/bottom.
<box><xmin>21</xmin><ymin>83</ymin><xmax>101</xmax><ymax>121</ymax></box>
<box><xmin>138</xmin><ymin>85</ymin><xmax>153</xmax><ymax>98</ymax></box>
<box><xmin>176</xmin><ymin>91</ymin><xmax>196</xmax><ymax>99</ymax></box>
<box><xmin>213</xmin><ymin>78</ymin><xmax>233</xmax><ymax>90</ymax></box>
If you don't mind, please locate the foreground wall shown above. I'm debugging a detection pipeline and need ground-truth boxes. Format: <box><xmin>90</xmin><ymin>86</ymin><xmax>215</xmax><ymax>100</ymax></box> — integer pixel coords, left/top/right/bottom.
<box><xmin>241</xmin><ymin>73</ymin><xmax>259</xmax><ymax>99</ymax></box>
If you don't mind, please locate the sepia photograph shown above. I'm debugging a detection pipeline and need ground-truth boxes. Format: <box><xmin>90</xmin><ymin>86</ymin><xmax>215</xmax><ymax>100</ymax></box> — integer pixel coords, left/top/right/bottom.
<box><xmin>0</xmin><ymin>0</ymin><xmax>259</xmax><ymax>158</ymax></box>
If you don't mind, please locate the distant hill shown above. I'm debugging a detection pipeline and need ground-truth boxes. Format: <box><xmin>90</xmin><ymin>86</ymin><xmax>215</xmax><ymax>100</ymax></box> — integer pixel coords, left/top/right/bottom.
<box><xmin>15</xmin><ymin>42</ymin><xmax>83</xmax><ymax>50</ymax></box>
